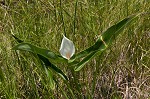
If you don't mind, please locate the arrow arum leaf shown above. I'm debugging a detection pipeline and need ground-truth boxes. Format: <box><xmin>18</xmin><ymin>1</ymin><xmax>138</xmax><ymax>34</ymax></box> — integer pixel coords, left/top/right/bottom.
<box><xmin>73</xmin><ymin>15</ymin><xmax>138</xmax><ymax>71</ymax></box>
<box><xmin>12</xmin><ymin>35</ymin><xmax>68</xmax><ymax>81</ymax></box>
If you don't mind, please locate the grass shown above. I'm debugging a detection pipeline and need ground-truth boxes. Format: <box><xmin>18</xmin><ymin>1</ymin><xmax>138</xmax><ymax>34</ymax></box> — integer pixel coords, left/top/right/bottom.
<box><xmin>0</xmin><ymin>0</ymin><xmax>150</xmax><ymax>98</ymax></box>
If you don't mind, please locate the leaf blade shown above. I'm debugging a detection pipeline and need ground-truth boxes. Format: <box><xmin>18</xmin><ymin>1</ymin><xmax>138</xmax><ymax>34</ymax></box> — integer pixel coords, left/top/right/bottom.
<box><xmin>73</xmin><ymin>15</ymin><xmax>138</xmax><ymax>71</ymax></box>
<box><xmin>11</xmin><ymin>35</ymin><xmax>68</xmax><ymax>80</ymax></box>
<box><xmin>12</xmin><ymin>43</ymin><xmax>66</xmax><ymax>62</ymax></box>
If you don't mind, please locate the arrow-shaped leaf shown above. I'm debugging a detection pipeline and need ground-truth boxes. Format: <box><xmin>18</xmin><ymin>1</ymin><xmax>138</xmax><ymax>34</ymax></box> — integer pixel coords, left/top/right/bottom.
<box><xmin>12</xmin><ymin>35</ymin><xmax>68</xmax><ymax>80</ymax></box>
<box><xmin>73</xmin><ymin>15</ymin><xmax>138</xmax><ymax>71</ymax></box>
<box><xmin>12</xmin><ymin>43</ymin><xmax>66</xmax><ymax>62</ymax></box>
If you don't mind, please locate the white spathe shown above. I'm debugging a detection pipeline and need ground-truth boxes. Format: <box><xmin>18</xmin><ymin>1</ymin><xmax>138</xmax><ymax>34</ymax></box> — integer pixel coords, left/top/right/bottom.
<box><xmin>59</xmin><ymin>35</ymin><xmax>75</xmax><ymax>60</ymax></box>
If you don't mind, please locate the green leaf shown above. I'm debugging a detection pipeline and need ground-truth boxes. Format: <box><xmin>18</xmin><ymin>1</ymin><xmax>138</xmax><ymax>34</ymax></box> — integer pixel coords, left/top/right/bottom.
<box><xmin>74</xmin><ymin>51</ymin><xmax>97</xmax><ymax>71</ymax></box>
<box><xmin>70</xmin><ymin>38</ymin><xmax>106</xmax><ymax>62</ymax></box>
<box><xmin>38</xmin><ymin>55</ymin><xmax>68</xmax><ymax>80</ymax></box>
<box><xmin>12</xmin><ymin>35</ymin><xmax>68</xmax><ymax>80</ymax></box>
<box><xmin>12</xmin><ymin>43</ymin><xmax>66</xmax><ymax>62</ymax></box>
<box><xmin>73</xmin><ymin>15</ymin><xmax>138</xmax><ymax>71</ymax></box>
<box><xmin>11</xmin><ymin>34</ymin><xmax>23</xmax><ymax>43</ymax></box>
<box><xmin>74</xmin><ymin>50</ymin><xmax>104</xmax><ymax>71</ymax></box>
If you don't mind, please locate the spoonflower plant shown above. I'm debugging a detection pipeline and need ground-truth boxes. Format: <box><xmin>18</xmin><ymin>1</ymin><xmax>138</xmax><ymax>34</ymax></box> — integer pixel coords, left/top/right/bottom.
<box><xmin>59</xmin><ymin>35</ymin><xmax>75</xmax><ymax>60</ymax></box>
<box><xmin>11</xmin><ymin>14</ymin><xmax>138</xmax><ymax>89</ymax></box>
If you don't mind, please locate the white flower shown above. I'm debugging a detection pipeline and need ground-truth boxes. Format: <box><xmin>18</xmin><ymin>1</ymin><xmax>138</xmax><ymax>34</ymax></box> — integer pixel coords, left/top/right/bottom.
<box><xmin>59</xmin><ymin>35</ymin><xmax>75</xmax><ymax>60</ymax></box>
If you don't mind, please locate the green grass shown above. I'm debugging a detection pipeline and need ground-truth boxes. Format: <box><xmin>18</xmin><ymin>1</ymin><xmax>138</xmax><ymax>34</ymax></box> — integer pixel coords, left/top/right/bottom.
<box><xmin>0</xmin><ymin>0</ymin><xmax>150</xmax><ymax>98</ymax></box>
